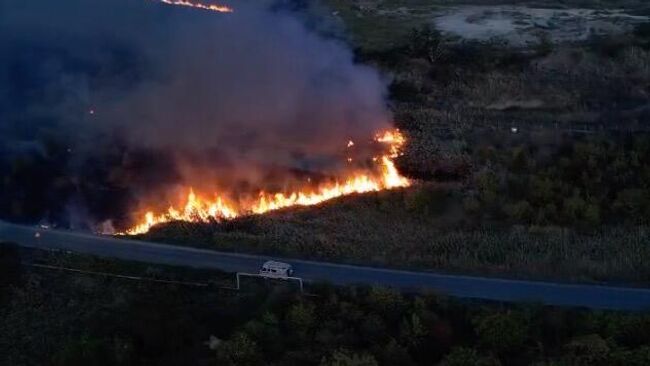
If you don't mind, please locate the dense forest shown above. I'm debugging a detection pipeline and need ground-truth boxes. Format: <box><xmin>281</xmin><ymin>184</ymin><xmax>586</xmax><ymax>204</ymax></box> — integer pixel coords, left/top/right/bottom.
<box><xmin>2</xmin><ymin>245</ymin><xmax>650</xmax><ymax>366</ymax></box>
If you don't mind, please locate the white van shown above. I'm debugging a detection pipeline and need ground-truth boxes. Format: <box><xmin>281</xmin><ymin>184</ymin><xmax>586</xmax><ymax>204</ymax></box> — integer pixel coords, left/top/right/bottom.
<box><xmin>259</xmin><ymin>261</ymin><xmax>294</xmax><ymax>278</ymax></box>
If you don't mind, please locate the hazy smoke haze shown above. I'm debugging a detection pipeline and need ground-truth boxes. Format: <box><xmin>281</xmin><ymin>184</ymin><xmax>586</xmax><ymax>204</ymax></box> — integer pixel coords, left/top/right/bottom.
<box><xmin>0</xmin><ymin>0</ymin><xmax>391</xmax><ymax>226</ymax></box>
<box><xmin>1</xmin><ymin>0</ymin><xmax>389</xmax><ymax>162</ymax></box>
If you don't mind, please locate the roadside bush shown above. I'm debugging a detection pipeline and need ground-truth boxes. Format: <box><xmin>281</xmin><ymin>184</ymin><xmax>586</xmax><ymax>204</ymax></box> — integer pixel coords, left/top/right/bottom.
<box><xmin>320</xmin><ymin>349</ymin><xmax>379</xmax><ymax>366</ymax></box>
<box><xmin>562</xmin><ymin>334</ymin><xmax>610</xmax><ymax>366</ymax></box>
<box><xmin>440</xmin><ymin>347</ymin><xmax>501</xmax><ymax>366</ymax></box>
<box><xmin>474</xmin><ymin>312</ymin><xmax>528</xmax><ymax>355</ymax></box>
<box><xmin>215</xmin><ymin>332</ymin><xmax>261</xmax><ymax>366</ymax></box>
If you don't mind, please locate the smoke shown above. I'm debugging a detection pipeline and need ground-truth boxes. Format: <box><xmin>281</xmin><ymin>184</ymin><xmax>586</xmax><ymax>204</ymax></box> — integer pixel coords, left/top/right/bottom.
<box><xmin>2</xmin><ymin>0</ymin><xmax>389</xmax><ymax>154</ymax></box>
<box><xmin>0</xmin><ymin>0</ymin><xmax>391</xmax><ymax>226</ymax></box>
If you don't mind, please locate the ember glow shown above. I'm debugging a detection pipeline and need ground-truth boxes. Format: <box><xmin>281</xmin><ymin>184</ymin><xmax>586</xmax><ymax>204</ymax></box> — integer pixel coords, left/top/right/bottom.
<box><xmin>156</xmin><ymin>0</ymin><xmax>233</xmax><ymax>13</ymax></box>
<box><xmin>121</xmin><ymin>129</ymin><xmax>410</xmax><ymax>235</ymax></box>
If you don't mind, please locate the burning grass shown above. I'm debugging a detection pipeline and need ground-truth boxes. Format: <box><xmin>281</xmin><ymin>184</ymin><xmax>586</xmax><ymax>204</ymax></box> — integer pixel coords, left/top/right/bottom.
<box><xmin>120</xmin><ymin>129</ymin><xmax>411</xmax><ymax>235</ymax></box>
<box><xmin>155</xmin><ymin>0</ymin><xmax>233</xmax><ymax>13</ymax></box>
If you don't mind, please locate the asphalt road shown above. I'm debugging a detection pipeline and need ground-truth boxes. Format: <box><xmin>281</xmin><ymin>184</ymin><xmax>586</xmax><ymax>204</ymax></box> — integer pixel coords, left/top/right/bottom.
<box><xmin>2</xmin><ymin>220</ymin><xmax>650</xmax><ymax>311</ymax></box>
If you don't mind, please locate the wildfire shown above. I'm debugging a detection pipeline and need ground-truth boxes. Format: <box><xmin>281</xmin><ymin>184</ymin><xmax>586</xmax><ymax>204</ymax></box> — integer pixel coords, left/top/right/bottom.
<box><xmin>121</xmin><ymin>129</ymin><xmax>410</xmax><ymax>235</ymax></box>
<box><xmin>156</xmin><ymin>0</ymin><xmax>233</xmax><ymax>13</ymax></box>
<box><xmin>376</xmin><ymin>130</ymin><xmax>405</xmax><ymax>158</ymax></box>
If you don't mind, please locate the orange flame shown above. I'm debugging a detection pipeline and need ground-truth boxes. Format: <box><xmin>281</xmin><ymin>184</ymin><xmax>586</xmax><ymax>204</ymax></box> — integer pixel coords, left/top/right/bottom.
<box><xmin>156</xmin><ymin>0</ymin><xmax>233</xmax><ymax>13</ymax></box>
<box><xmin>121</xmin><ymin>129</ymin><xmax>410</xmax><ymax>235</ymax></box>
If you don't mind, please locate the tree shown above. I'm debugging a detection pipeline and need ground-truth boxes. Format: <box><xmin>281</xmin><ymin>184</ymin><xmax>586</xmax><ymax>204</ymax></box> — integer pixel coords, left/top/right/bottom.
<box><xmin>286</xmin><ymin>302</ymin><xmax>316</xmax><ymax>339</ymax></box>
<box><xmin>378</xmin><ymin>339</ymin><xmax>415</xmax><ymax>366</ymax></box>
<box><xmin>529</xmin><ymin>176</ymin><xmax>555</xmax><ymax>206</ymax></box>
<box><xmin>615</xmin><ymin>316</ymin><xmax>650</xmax><ymax>347</ymax></box>
<box><xmin>463</xmin><ymin>195</ymin><xmax>481</xmax><ymax>215</ymax></box>
<box><xmin>609</xmin><ymin>346</ymin><xmax>650</xmax><ymax>366</ymax></box>
<box><xmin>562</xmin><ymin>334</ymin><xmax>610</xmax><ymax>366</ymax></box>
<box><xmin>583</xmin><ymin>203</ymin><xmax>601</xmax><ymax>226</ymax></box>
<box><xmin>613</xmin><ymin>189</ymin><xmax>649</xmax><ymax>221</ymax></box>
<box><xmin>399</xmin><ymin>313</ymin><xmax>427</xmax><ymax>348</ymax></box>
<box><xmin>359</xmin><ymin>313</ymin><xmax>388</xmax><ymax>345</ymax></box>
<box><xmin>474</xmin><ymin>312</ymin><xmax>528</xmax><ymax>354</ymax></box>
<box><xmin>439</xmin><ymin>347</ymin><xmax>501</xmax><ymax>366</ymax></box>
<box><xmin>320</xmin><ymin>349</ymin><xmax>379</xmax><ymax>366</ymax></box>
<box><xmin>407</xmin><ymin>25</ymin><xmax>443</xmax><ymax>64</ymax></box>
<box><xmin>243</xmin><ymin>312</ymin><xmax>283</xmax><ymax>356</ymax></box>
<box><xmin>366</xmin><ymin>287</ymin><xmax>406</xmax><ymax>322</ymax></box>
<box><xmin>215</xmin><ymin>332</ymin><xmax>261</xmax><ymax>366</ymax></box>
<box><xmin>477</xmin><ymin>171</ymin><xmax>499</xmax><ymax>206</ymax></box>
<box><xmin>504</xmin><ymin>200</ymin><xmax>532</xmax><ymax>222</ymax></box>
<box><xmin>510</xmin><ymin>147</ymin><xmax>530</xmax><ymax>173</ymax></box>
<box><xmin>535</xmin><ymin>203</ymin><xmax>558</xmax><ymax>225</ymax></box>
<box><xmin>562</xmin><ymin>194</ymin><xmax>586</xmax><ymax>223</ymax></box>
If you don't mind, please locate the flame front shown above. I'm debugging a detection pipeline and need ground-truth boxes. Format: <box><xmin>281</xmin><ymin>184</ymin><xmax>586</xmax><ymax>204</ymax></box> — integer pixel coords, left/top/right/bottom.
<box><xmin>121</xmin><ymin>129</ymin><xmax>410</xmax><ymax>235</ymax></box>
<box><xmin>156</xmin><ymin>0</ymin><xmax>233</xmax><ymax>13</ymax></box>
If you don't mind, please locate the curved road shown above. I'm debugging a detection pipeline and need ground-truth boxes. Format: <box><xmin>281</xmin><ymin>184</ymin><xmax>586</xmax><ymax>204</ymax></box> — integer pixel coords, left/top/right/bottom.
<box><xmin>2</xmin><ymin>220</ymin><xmax>650</xmax><ymax>311</ymax></box>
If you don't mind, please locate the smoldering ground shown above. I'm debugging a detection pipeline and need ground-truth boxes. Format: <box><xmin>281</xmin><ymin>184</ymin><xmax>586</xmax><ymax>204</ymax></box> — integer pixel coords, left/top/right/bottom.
<box><xmin>0</xmin><ymin>0</ymin><xmax>390</xmax><ymax>227</ymax></box>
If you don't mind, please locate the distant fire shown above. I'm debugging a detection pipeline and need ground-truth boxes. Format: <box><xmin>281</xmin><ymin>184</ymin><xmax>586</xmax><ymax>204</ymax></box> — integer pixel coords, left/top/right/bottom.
<box><xmin>121</xmin><ymin>129</ymin><xmax>410</xmax><ymax>235</ymax></box>
<box><xmin>156</xmin><ymin>0</ymin><xmax>233</xmax><ymax>13</ymax></box>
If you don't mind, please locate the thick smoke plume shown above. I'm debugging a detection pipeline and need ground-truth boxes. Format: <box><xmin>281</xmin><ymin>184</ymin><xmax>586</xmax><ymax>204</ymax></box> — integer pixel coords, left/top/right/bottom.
<box><xmin>0</xmin><ymin>0</ymin><xmax>390</xmax><ymax>227</ymax></box>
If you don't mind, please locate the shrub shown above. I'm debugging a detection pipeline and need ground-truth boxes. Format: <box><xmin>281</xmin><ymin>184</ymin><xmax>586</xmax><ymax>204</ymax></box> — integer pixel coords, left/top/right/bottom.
<box><xmin>474</xmin><ymin>312</ymin><xmax>528</xmax><ymax>354</ymax></box>
<box><xmin>405</xmin><ymin>186</ymin><xmax>450</xmax><ymax>216</ymax></box>
<box><xmin>440</xmin><ymin>347</ymin><xmax>501</xmax><ymax>366</ymax></box>
<box><xmin>215</xmin><ymin>332</ymin><xmax>261</xmax><ymax>366</ymax></box>
<box><xmin>320</xmin><ymin>350</ymin><xmax>378</xmax><ymax>366</ymax></box>
<box><xmin>562</xmin><ymin>334</ymin><xmax>610</xmax><ymax>366</ymax></box>
<box><xmin>407</xmin><ymin>25</ymin><xmax>443</xmax><ymax>64</ymax></box>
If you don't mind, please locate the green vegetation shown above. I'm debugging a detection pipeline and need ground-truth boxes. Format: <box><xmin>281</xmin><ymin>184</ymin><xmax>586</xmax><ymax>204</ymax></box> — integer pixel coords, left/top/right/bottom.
<box><xmin>140</xmin><ymin>13</ymin><xmax>650</xmax><ymax>284</ymax></box>
<box><xmin>322</xmin><ymin>0</ymin><xmax>436</xmax><ymax>50</ymax></box>
<box><xmin>3</xmin><ymin>246</ymin><xmax>650</xmax><ymax>366</ymax></box>
<box><xmin>465</xmin><ymin>135</ymin><xmax>650</xmax><ymax>227</ymax></box>
<box><xmin>141</xmin><ymin>189</ymin><xmax>650</xmax><ymax>283</ymax></box>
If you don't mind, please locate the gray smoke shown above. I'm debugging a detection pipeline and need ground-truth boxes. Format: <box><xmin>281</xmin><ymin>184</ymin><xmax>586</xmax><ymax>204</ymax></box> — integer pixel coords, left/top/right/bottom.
<box><xmin>0</xmin><ymin>0</ymin><xmax>392</xmax><ymax>226</ymax></box>
<box><xmin>1</xmin><ymin>0</ymin><xmax>390</xmax><ymax>172</ymax></box>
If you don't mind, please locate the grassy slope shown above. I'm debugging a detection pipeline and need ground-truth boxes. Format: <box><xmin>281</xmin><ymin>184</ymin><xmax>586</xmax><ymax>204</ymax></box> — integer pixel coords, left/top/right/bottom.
<box><xmin>138</xmin><ymin>3</ymin><xmax>650</xmax><ymax>284</ymax></box>
<box><xmin>140</xmin><ymin>187</ymin><xmax>650</xmax><ymax>284</ymax></box>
